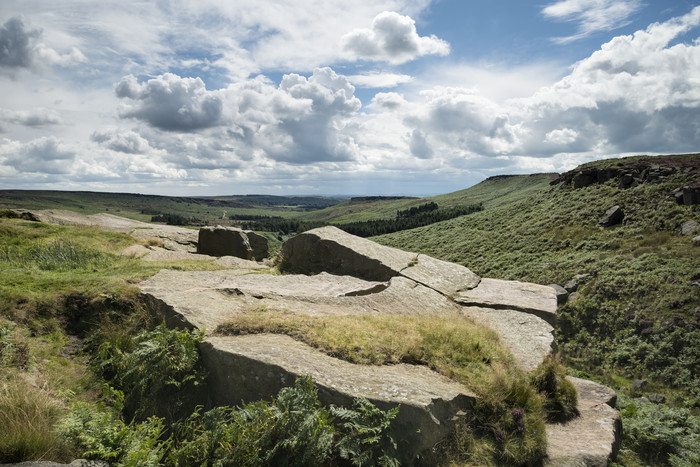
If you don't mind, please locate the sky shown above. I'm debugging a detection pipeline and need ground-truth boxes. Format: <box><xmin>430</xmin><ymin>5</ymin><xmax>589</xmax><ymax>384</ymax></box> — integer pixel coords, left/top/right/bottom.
<box><xmin>0</xmin><ymin>0</ymin><xmax>699</xmax><ymax>196</ymax></box>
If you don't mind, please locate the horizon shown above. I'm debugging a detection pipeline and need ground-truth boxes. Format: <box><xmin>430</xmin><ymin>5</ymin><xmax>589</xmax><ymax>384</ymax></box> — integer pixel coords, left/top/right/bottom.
<box><xmin>1</xmin><ymin>1</ymin><xmax>699</xmax><ymax>196</ymax></box>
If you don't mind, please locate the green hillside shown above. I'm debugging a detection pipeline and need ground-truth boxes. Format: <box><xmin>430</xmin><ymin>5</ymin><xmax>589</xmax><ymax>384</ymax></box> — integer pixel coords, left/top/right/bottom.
<box><xmin>297</xmin><ymin>173</ymin><xmax>555</xmax><ymax>224</ymax></box>
<box><xmin>375</xmin><ymin>154</ymin><xmax>700</xmax><ymax>465</ymax></box>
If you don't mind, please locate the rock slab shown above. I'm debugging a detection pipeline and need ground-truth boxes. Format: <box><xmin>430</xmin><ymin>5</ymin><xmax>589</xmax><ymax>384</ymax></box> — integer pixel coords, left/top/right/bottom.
<box><xmin>280</xmin><ymin>226</ymin><xmax>480</xmax><ymax>294</ymax></box>
<box><xmin>545</xmin><ymin>377</ymin><xmax>621</xmax><ymax>466</ymax></box>
<box><xmin>454</xmin><ymin>278</ymin><xmax>558</xmax><ymax>325</ymax></box>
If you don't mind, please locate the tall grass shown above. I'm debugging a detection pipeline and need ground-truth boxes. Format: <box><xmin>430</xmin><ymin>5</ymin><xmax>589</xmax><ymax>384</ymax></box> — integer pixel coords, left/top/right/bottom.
<box><xmin>0</xmin><ymin>372</ymin><xmax>72</xmax><ymax>463</ymax></box>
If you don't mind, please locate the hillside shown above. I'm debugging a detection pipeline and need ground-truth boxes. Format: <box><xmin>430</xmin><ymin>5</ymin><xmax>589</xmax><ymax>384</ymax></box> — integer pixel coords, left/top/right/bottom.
<box><xmin>375</xmin><ymin>153</ymin><xmax>700</xmax><ymax>465</ymax></box>
<box><xmin>297</xmin><ymin>173</ymin><xmax>555</xmax><ymax>223</ymax></box>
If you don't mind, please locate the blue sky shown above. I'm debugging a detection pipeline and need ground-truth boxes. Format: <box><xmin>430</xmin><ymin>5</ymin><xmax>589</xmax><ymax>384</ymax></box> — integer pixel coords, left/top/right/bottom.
<box><xmin>0</xmin><ymin>0</ymin><xmax>699</xmax><ymax>196</ymax></box>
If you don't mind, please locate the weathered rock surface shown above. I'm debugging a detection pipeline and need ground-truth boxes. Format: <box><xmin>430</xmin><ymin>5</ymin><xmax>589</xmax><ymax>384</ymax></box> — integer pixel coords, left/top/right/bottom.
<box><xmin>599</xmin><ymin>205</ymin><xmax>624</xmax><ymax>227</ymax></box>
<box><xmin>203</xmin><ymin>334</ymin><xmax>476</xmax><ymax>450</ymax></box>
<box><xmin>198</xmin><ymin>225</ymin><xmax>268</xmax><ymax>259</ymax></box>
<box><xmin>460</xmin><ymin>306</ymin><xmax>554</xmax><ymax>371</ymax></box>
<box><xmin>681</xmin><ymin>220</ymin><xmax>700</xmax><ymax>236</ymax></box>
<box><xmin>549</xmin><ymin>283</ymin><xmax>569</xmax><ymax>305</ymax></box>
<box><xmin>140</xmin><ymin>270</ymin><xmax>462</xmax><ymax>332</ymax></box>
<box><xmin>545</xmin><ymin>377</ymin><xmax>621</xmax><ymax>466</ymax></box>
<box><xmin>280</xmin><ymin>226</ymin><xmax>480</xmax><ymax>294</ymax></box>
<box><xmin>454</xmin><ymin>278</ymin><xmax>558</xmax><ymax>325</ymax></box>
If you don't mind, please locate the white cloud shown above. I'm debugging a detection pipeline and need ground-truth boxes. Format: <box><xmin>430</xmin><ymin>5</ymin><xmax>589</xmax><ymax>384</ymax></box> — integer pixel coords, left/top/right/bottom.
<box><xmin>0</xmin><ymin>136</ymin><xmax>75</xmax><ymax>174</ymax></box>
<box><xmin>341</xmin><ymin>11</ymin><xmax>449</xmax><ymax>64</ymax></box>
<box><xmin>542</xmin><ymin>0</ymin><xmax>643</xmax><ymax>43</ymax></box>
<box><xmin>90</xmin><ymin>128</ymin><xmax>152</xmax><ymax>154</ymax></box>
<box><xmin>348</xmin><ymin>72</ymin><xmax>413</xmax><ymax>88</ymax></box>
<box><xmin>116</xmin><ymin>73</ymin><xmax>224</xmax><ymax>131</ymax></box>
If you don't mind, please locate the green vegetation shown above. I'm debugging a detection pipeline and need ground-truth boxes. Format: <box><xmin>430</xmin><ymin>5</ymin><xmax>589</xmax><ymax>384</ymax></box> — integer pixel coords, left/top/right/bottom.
<box><xmin>376</xmin><ymin>154</ymin><xmax>700</xmax><ymax>465</ymax></box>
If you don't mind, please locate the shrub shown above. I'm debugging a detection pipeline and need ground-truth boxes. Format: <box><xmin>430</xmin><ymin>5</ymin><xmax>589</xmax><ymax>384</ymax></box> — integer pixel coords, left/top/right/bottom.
<box><xmin>332</xmin><ymin>397</ymin><xmax>400</xmax><ymax>467</ymax></box>
<box><xmin>59</xmin><ymin>401</ymin><xmax>166</xmax><ymax>466</ymax></box>
<box><xmin>530</xmin><ymin>355</ymin><xmax>579</xmax><ymax>422</ymax></box>
<box><xmin>169</xmin><ymin>377</ymin><xmax>337</xmax><ymax>466</ymax></box>
<box><xmin>618</xmin><ymin>395</ymin><xmax>700</xmax><ymax>466</ymax></box>
<box><xmin>90</xmin><ymin>321</ymin><xmax>207</xmax><ymax>421</ymax></box>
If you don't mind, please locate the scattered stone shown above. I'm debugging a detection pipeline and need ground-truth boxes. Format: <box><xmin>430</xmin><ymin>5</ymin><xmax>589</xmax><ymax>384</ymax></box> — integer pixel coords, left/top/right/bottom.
<box><xmin>681</xmin><ymin>220</ymin><xmax>700</xmax><ymax>236</ymax></box>
<box><xmin>693</xmin><ymin>235</ymin><xmax>700</xmax><ymax>245</ymax></box>
<box><xmin>545</xmin><ymin>377</ymin><xmax>621</xmax><ymax>467</ymax></box>
<box><xmin>548</xmin><ymin>284</ymin><xmax>569</xmax><ymax>305</ymax></box>
<box><xmin>635</xmin><ymin>396</ymin><xmax>651</xmax><ymax>404</ymax></box>
<box><xmin>630</xmin><ymin>379</ymin><xmax>648</xmax><ymax>391</ymax></box>
<box><xmin>568</xmin><ymin>292</ymin><xmax>581</xmax><ymax>303</ymax></box>
<box><xmin>454</xmin><ymin>278</ymin><xmax>558</xmax><ymax>325</ymax></box>
<box><xmin>120</xmin><ymin>244</ymin><xmax>151</xmax><ymax>258</ymax></box>
<box><xmin>648</xmin><ymin>393</ymin><xmax>666</xmax><ymax>404</ymax></box>
<box><xmin>198</xmin><ymin>225</ymin><xmax>268</xmax><ymax>260</ymax></box>
<box><xmin>565</xmin><ymin>274</ymin><xmax>591</xmax><ymax>293</ymax></box>
<box><xmin>599</xmin><ymin>205</ymin><xmax>624</xmax><ymax>227</ymax></box>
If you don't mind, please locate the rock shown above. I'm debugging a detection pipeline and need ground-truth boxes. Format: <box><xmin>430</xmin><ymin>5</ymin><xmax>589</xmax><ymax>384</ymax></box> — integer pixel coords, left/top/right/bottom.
<box><xmin>549</xmin><ymin>284</ymin><xmax>569</xmax><ymax>305</ymax></box>
<box><xmin>648</xmin><ymin>393</ymin><xmax>666</xmax><ymax>404</ymax></box>
<box><xmin>120</xmin><ymin>244</ymin><xmax>151</xmax><ymax>258</ymax></box>
<box><xmin>635</xmin><ymin>396</ymin><xmax>651</xmax><ymax>404</ymax></box>
<box><xmin>599</xmin><ymin>205</ymin><xmax>624</xmax><ymax>227</ymax></box>
<box><xmin>683</xmin><ymin>183</ymin><xmax>700</xmax><ymax>205</ymax></box>
<box><xmin>631</xmin><ymin>379</ymin><xmax>648</xmax><ymax>391</ymax></box>
<box><xmin>573</xmin><ymin>170</ymin><xmax>598</xmax><ymax>188</ymax></box>
<box><xmin>681</xmin><ymin>220</ymin><xmax>700</xmax><ymax>236</ymax></box>
<box><xmin>279</xmin><ymin>226</ymin><xmax>480</xmax><ymax>294</ymax></box>
<box><xmin>453</xmin><ymin>278</ymin><xmax>558</xmax><ymax>325</ymax></box>
<box><xmin>618</xmin><ymin>173</ymin><xmax>640</xmax><ymax>189</ymax></box>
<box><xmin>545</xmin><ymin>377</ymin><xmax>622</xmax><ymax>466</ymax></box>
<box><xmin>198</xmin><ymin>226</ymin><xmax>268</xmax><ymax>260</ymax></box>
<box><xmin>564</xmin><ymin>273</ymin><xmax>591</xmax><ymax>293</ymax></box>
<box><xmin>694</xmin><ymin>235</ymin><xmax>700</xmax><ymax>245</ymax></box>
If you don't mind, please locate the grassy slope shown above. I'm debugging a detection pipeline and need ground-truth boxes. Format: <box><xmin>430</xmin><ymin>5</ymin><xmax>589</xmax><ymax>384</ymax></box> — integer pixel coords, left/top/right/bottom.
<box><xmin>298</xmin><ymin>173</ymin><xmax>555</xmax><ymax>224</ymax></box>
<box><xmin>375</xmin><ymin>158</ymin><xmax>699</xmax><ymax>394</ymax></box>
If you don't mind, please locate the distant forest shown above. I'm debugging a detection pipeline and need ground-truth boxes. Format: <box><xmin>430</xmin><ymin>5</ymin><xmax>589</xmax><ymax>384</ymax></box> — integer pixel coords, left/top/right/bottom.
<box><xmin>234</xmin><ymin>202</ymin><xmax>483</xmax><ymax>237</ymax></box>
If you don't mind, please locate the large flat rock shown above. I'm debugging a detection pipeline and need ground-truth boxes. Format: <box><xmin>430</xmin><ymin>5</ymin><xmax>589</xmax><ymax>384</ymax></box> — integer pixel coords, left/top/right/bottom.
<box><xmin>280</xmin><ymin>226</ymin><xmax>480</xmax><ymax>295</ymax></box>
<box><xmin>203</xmin><ymin>334</ymin><xmax>476</xmax><ymax>452</ymax></box>
<box><xmin>140</xmin><ymin>270</ymin><xmax>463</xmax><ymax>331</ymax></box>
<box><xmin>454</xmin><ymin>278</ymin><xmax>558</xmax><ymax>325</ymax></box>
<box><xmin>545</xmin><ymin>377</ymin><xmax>622</xmax><ymax>466</ymax></box>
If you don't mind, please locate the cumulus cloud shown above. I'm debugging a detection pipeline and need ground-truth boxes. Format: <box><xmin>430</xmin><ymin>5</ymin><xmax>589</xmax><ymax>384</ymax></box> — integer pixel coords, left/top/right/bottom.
<box><xmin>542</xmin><ymin>0</ymin><xmax>643</xmax><ymax>43</ymax></box>
<box><xmin>90</xmin><ymin>128</ymin><xmax>152</xmax><ymax>154</ymax></box>
<box><xmin>116</xmin><ymin>73</ymin><xmax>224</xmax><ymax>131</ymax></box>
<box><xmin>0</xmin><ymin>136</ymin><xmax>74</xmax><ymax>174</ymax></box>
<box><xmin>408</xmin><ymin>129</ymin><xmax>433</xmax><ymax>159</ymax></box>
<box><xmin>341</xmin><ymin>11</ymin><xmax>449</xmax><ymax>64</ymax></box>
<box><xmin>0</xmin><ymin>17</ymin><xmax>40</xmax><ymax>69</ymax></box>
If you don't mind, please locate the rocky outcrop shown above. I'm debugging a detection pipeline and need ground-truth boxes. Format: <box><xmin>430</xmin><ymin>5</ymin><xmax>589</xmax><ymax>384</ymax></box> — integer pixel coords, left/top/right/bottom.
<box><xmin>197</xmin><ymin>225</ymin><xmax>268</xmax><ymax>259</ymax></box>
<box><xmin>681</xmin><ymin>220</ymin><xmax>700</xmax><ymax>236</ymax></box>
<box><xmin>279</xmin><ymin>226</ymin><xmax>480</xmax><ymax>294</ymax></box>
<box><xmin>545</xmin><ymin>377</ymin><xmax>622</xmax><ymax>466</ymax></box>
<box><xmin>599</xmin><ymin>205</ymin><xmax>624</xmax><ymax>227</ymax></box>
<box><xmin>550</xmin><ymin>154</ymin><xmax>700</xmax><ymax>205</ymax></box>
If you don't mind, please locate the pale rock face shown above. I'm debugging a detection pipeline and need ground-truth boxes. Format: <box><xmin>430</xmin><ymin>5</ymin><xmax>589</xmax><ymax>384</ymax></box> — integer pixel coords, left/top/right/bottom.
<box><xmin>197</xmin><ymin>225</ymin><xmax>269</xmax><ymax>259</ymax></box>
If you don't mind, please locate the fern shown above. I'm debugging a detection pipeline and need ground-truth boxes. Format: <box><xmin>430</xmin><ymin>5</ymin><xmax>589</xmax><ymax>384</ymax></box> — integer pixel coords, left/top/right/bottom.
<box><xmin>332</xmin><ymin>397</ymin><xmax>400</xmax><ymax>467</ymax></box>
